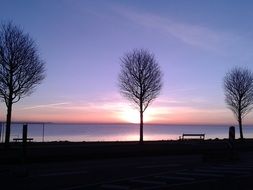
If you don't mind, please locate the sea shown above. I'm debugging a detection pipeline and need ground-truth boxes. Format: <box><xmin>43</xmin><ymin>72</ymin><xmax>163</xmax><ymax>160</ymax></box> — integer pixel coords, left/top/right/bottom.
<box><xmin>0</xmin><ymin>123</ymin><xmax>253</xmax><ymax>142</ymax></box>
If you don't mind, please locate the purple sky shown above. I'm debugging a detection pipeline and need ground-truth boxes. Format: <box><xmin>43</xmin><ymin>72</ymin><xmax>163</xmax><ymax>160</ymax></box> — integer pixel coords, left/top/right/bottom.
<box><xmin>1</xmin><ymin>0</ymin><xmax>253</xmax><ymax>124</ymax></box>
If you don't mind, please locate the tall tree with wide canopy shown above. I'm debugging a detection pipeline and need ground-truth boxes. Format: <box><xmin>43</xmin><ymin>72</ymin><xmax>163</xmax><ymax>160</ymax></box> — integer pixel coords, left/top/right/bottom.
<box><xmin>118</xmin><ymin>49</ymin><xmax>163</xmax><ymax>142</ymax></box>
<box><xmin>224</xmin><ymin>67</ymin><xmax>253</xmax><ymax>139</ymax></box>
<box><xmin>0</xmin><ymin>22</ymin><xmax>45</xmax><ymax>146</ymax></box>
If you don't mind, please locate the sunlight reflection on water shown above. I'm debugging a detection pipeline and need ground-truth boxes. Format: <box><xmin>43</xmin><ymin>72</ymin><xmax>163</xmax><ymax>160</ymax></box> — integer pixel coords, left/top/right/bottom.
<box><xmin>3</xmin><ymin>123</ymin><xmax>253</xmax><ymax>142</ymax></box>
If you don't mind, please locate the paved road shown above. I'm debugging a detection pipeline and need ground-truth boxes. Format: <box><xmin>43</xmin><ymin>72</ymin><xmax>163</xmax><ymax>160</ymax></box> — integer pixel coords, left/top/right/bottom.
<box><xmin>1</xmin><ymin>152</ymin><xmax>253</xmax><ymax>190</ymax></box>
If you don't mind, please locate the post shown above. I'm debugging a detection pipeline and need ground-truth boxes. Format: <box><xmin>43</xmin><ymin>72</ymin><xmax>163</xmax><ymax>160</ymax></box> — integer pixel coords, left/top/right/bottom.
<box><xmin>21</xmin><ymin>124</ymin><xmax>28</xmax><ymax>163</ymax></box>
<box><xmin>0</xmin><ymin>123</ymin><xmax>2</xmax><ymax>143</ymax></box>
<box><xmin>1</xmin><ymin>123</ymin><xmax>5</xmax><ymax>143</ymax></box>
<box><xmin>229</xmin><ymin>126</ymin><xmax>235</xmax><ymax>141</ymax></box>
<box><xmin>42</xmin><ymin>123</ymin><xmax>45</xmax><ymax>142</ymax></box>
<box><xmin>228</xmin><ymin>126</ymin><xmax>236</xmax><ymax>160</ymax></box>
<box><xmin>23</xmin><ymin>124</ymin><xmax>28</xmax><ymax>144</ymax></box>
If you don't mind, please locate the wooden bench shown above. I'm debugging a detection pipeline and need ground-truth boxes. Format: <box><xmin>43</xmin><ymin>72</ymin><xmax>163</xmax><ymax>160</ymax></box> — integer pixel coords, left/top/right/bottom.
<box><xmin>13</xmin><ymin>138</ymin><xmax>34</xmax><ymax>142</ymax></box>
<box><xmin>182</xmin><ymin>134</ymin><xmax>205</xmax><ymax>140</ymax></box>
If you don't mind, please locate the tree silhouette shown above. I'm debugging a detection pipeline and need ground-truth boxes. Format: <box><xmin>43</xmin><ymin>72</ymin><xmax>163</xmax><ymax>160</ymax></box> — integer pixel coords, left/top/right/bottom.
<box><xmin>0</xmin><ymin>22</ymin><xmax>45</xmax><ymax>146</ymax></box>
<box><xmin>224</xmin><ymin>67</ymin><xmax>253</xmax><ymax>139</ymax></box>
<box><xmin>119</xmin><ymin>49</ymin><xmax>162</xmax><ymax>142</ymax></box>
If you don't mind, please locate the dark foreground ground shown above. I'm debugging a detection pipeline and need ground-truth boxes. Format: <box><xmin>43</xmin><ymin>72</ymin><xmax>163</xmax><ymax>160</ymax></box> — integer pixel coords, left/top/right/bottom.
<box><xmin>1</xmin><ymin>139</ymin><xmax>253</xmax><ymax>189</ymax></box>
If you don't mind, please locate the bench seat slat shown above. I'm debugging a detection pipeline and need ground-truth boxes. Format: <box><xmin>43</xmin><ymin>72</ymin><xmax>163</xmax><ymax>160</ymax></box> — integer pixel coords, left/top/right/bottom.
<box><xmin>182</xmin><ymin>133</ymin><xmax>205</xmax><ymax>140</ymax></box>
<box><xmin>13</xmin><ymin>138</ymin><xmax>34</xmax><ymax>142</ymax></box>
<box><xmin>183</xmin><ymin>134</ymin><xmax>205</xmax><ymax>136</ymax></box>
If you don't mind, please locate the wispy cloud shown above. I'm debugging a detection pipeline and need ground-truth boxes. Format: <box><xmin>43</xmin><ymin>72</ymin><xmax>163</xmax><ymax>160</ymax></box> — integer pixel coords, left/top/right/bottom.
<box><xmin>22</xmin><ymin>102</ymin><xmax>71</xmax><ymax>110</ymax></box>
<box><xmin>112</xmin><ymin>6</ymin><xmax>248</xmax><ymax>55</ymax></box>
<box><xmin>20</xmin><ymin>95</ymin><xmax>125</xmax><ymax>113</ymax></box>
<box><xmin>16</xmin><ymin>93</ymin><xmax>240</xmax><ymax>124</ymax></box>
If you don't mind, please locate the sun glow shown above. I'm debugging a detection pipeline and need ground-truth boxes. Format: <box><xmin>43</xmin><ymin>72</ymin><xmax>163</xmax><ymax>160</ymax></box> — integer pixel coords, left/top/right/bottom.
<box><xmin>120</xmin><ymin>109</ymin><xmax>140</xmax><ymax>123</ymax></box>
<box><xmin>119</xmin><ymin>105</ymin><xmax>153</xmax><ymax>123</ymax></box>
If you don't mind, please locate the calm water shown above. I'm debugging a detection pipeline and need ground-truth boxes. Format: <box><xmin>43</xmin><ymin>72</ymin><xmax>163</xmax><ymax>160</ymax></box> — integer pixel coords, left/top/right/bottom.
<box><xmin>1</xmin><ymin>123</ymin><xmax>253</xmax><ymax>142</ymax></box>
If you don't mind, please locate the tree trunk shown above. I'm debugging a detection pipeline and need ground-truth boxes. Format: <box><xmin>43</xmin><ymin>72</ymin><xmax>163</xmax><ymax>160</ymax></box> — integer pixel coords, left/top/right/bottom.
<box><xmin>140</xmin><ymin>110</ymin><xmax>143</xmax><ymax>143</ymax></box>
<box><xmin>238</xmin><ymin>116</ymin><xmax>243</xmax><ymax>139</ymax></box>
<box><xmin>5</xmin><ymin>99</ymin><xmax>13</xmax><ymax>147</ymax></box>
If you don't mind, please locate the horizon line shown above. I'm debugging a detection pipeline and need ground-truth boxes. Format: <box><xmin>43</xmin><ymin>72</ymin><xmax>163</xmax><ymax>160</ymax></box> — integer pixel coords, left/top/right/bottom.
<box><xmin>0</xmin><ymin>121</ymin><xmax>248</xmax><ymax>126</ymax></box>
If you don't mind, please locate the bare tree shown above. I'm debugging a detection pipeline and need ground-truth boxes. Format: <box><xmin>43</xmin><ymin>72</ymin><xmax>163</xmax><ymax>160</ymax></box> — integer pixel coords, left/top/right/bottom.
<box><xmin>0</xmin><ymin>22</ymin><xmax>45</xmax><ymax>146</ymax></box>
<box><xmin>224</xmin><ymin>67</ymin><xmax>253</xmax><ymax>139</ymax></box>
<box><xmin>118</xmin><ymin>49</ymin><xmax>162</xmax><ymax>142</ymax></box>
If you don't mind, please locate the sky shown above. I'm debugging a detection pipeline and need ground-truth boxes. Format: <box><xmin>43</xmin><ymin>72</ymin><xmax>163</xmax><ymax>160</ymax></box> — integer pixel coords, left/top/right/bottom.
<box><xmin>0</xmin><ymin>0</ymin><xmax>253</xmax><ymax>125</ymax></box>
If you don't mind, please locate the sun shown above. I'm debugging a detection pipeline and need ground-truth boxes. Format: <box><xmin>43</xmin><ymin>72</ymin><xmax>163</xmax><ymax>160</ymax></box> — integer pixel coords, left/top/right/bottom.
<box><xmin>119</xmin><ymin>105</ymin><xmax>153</xmax><ymax>124</ymax></box>
<box><xmin>121</xmin><ymin>109</ymin><xmax>140</xmax><ymax>123</ymax></box>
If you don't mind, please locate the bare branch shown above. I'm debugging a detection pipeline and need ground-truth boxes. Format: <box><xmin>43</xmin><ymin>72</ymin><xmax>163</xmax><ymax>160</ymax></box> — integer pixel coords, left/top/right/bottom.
<box><xmin>223</xmin><ymin>67</ymin><xmax>253</xmax><ymax>139</ymax></box>
<box><xmin>0</xmin><ymin>21</ymin><xmax>46</xmax><ymax>145</ymax></box>
<box><xmin>118</xmin><ymin>49</ymin><xmax>163</xmax><ymax>142</ymax></box>
<box><xmin>0</xmin><ymin>22</ymin><xmax>45</xmax><ymax>104</ymax></box>
<box><xmin>119</xmin><ymin>49</ymin><xmax>162</xmax><ymax>112</ymax></box>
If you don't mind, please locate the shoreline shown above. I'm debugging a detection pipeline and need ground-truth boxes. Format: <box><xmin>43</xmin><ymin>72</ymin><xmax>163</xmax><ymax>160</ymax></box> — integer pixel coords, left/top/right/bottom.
<box><xmin>2</xmin><ymin>123</ymin><xmax>253</xmax><ymax>143</ymax></box>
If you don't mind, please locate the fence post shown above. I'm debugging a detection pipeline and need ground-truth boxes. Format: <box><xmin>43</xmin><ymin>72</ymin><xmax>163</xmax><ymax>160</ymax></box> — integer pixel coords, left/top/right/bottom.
<box><xmin>23</xmin><ymin>124</ymin><xmax>28</xmax><ymax>144</ymax></box>
<box><xmin>229</xmin><ymin>126</ymin><xmax>235</xmax><ymax>141</ymax></box>
<box><xmin>42</xmin><ymin>123</ymin><xmax>45</xmax><ymax>142</ymax></box>
<box><xmin>0</xmin><ymin>123</ymin><xmax>2</xmax><ymax>143</ymax></box>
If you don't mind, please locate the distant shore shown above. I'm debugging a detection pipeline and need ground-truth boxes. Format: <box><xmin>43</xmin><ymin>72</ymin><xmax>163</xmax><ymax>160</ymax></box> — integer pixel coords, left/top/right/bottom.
<box><xmin>1</xmin><ymin>139</ymin><xmax>253</xmax><ymax>164</ymax></box>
